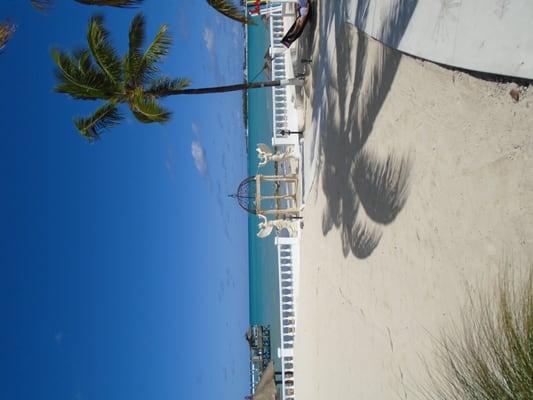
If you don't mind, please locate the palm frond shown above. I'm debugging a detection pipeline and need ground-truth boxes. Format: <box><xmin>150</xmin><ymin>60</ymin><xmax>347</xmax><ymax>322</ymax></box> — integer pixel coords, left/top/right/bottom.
<box><xmin>87</xmin><ymin>15</ymin><xmax>122</xmax><ymax>84</ymax></box>
<box><xmin>129</xmin><ymin>94</ymin><xmax>171</xmax><ymax>123</ymax></box>
<box><xmin>30</xmin><ymin>0</ymin><xmax>53</xmax><ymax>12</ymax></box>
<box><xmin>128</xmin><ymin>13</ymin><xmax>145</xmax><ymax>53</ymax></box>
<box><xmin>137</xmin><ymin>23</ymin><xmax>172</xmax><ymax>83</ymax></box>
<box><xmin>73</xmin><ymin>48</ymin><xmax>93</xmax><ymax>74</ymax></box>
<box><xmin>124</xmin><ymin>13</ymin><xmax>145</xmax><ymax>87</ymax></box>
<box><xmin>74</xmin><ymin>0</ymin><xmax>143</xmax><ymax>7</ymax></box>
<box><xmin>52</xmin><ymin>48</ymin><xmax>114</xmax><ymax>100</ymax></box>
<box><xmin>206</xmin><ymin>0</ymin><xmax>253</xmax><ymax>25</ymax></box>
<box><xmin>0</xmin><ymin>21</ymin><xmax>16</xmax><ymax>52</ymax></box>
<box><xmin>73</xmin><ymin>103</ymin><xmax>123</xmax><ymax>140</ymax></box>
<box><xmin>145</xmin><ymin>77</ymin><xmax>191</xmax><ymax>97</ymax></box>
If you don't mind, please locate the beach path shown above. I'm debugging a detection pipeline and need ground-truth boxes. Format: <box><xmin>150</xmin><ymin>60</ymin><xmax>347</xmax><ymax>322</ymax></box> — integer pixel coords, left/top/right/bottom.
<box><xmin>296</xmin><ymin>1</ymin><xmax>533</xmax><ymax>399</ymax></box>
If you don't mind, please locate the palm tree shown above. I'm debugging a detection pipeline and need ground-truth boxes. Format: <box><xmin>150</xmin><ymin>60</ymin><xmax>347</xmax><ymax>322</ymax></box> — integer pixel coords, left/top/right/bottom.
<box><xmin>0</xmin><ymin>0</ymin><xmax>142</xmax><ymax>53</ymax></box>
<box><xmin>206</xmin><ymin>0</ymin><xmax>251</xmax><ymax>25</ymax></box>
<box><xmin>30</xmin><ymin>0</ymin><xmax>143</xmax><ymax>11</ymax></box>
<box><xmin>0</xmin><ymin>21</ymin><xmax>16</xmax><ymax>51</ymax></box>
<box><xmin>3</xmin><ymin>0</ymin><xmax>248</xmax><ymax>54</ymax></box>
<box><xmin>30</xmin><ymin>0</ymin><xmax>251</xmax><ymax>24</ymax></box>
<box><xmin>52</xmin><ymin>14</ymin><xmax>301</xmax><ymax>140</ymax></box>
<box><xmin>73</xmin><ymin>0</ymin><xmax>143</xmax><ymax>6</ymax></box>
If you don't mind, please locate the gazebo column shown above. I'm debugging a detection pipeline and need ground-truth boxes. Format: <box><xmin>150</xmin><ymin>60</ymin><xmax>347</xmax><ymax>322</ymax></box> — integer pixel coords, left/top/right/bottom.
<box><xmin>252</xmin><ymin>174</ymin><xmax>301</xmax><ymax>218</ymax></box>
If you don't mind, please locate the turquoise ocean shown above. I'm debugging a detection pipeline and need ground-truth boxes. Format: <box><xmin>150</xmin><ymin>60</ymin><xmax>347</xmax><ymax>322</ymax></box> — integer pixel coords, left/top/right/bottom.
<box><xmin>247</xmin><ymin>18</ymin><xmax>281</xmax><ymax>365</ymax></box>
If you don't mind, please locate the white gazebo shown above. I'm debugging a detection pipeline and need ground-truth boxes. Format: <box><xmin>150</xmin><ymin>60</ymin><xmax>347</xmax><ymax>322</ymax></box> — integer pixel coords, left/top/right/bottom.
<box><xmin>231</xmin><ymin>174</ymin><xmax>301</xmax><ymax>219</ymax></box>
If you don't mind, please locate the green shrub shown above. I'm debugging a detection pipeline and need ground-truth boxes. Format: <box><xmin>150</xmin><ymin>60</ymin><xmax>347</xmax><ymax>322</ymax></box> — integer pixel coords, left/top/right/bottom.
<box><xmin>423</xmin><ymin>267</ymin><xmax>533</xmax><ymax>400</ymax></box>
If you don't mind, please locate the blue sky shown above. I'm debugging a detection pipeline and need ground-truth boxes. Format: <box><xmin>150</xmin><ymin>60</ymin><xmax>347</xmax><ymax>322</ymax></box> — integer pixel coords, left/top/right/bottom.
<box><xmin>0</xmin><ymin>1</ymin><xmax>249</xmax><ymax>399</ymax></box>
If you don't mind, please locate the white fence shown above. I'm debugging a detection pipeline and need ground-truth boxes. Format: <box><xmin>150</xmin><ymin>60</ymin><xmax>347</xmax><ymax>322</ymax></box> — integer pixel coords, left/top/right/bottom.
<box><xmin>268</xmin><ymin>3</ymin><xmax>301</xmax><ymax>153</ymax></box>
<box><xmin>254</xmin><ymin>3</ymin><xmax>303</xmax><ymax>399</ymax></box>
<box><xmin>275</xmin><ymin>236</ymin><xmax>300</xmax><ymax>400</ymax></box>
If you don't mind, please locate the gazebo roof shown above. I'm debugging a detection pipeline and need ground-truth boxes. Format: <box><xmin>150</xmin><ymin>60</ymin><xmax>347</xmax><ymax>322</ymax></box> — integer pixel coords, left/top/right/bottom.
<box><xmin>230</xmin><ymin>176</ymin><xmax>258</xmax><ymax>214</ymax></box>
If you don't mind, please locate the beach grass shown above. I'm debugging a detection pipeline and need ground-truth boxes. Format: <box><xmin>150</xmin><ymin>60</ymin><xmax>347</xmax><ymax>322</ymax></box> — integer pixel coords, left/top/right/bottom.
<box><xmin>421</xmin><ymin>266</ymin><xmax>533</xmax><ymax>400</ymax></box>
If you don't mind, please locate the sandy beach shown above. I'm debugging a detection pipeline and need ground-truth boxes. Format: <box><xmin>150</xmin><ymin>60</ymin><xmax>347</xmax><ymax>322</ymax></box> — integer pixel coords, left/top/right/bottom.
<box><xmin>295</xmin><ymin>1</ymin><xmax>533</xmax><ymax>399</ymax></box>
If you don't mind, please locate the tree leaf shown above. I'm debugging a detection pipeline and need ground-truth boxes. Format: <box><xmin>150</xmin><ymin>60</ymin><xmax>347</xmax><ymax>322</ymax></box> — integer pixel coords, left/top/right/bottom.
<box><xmin>0</xmin><ymin>21</ymin><xmax>16</xmax><ymax>51</ymax></box>
<box><xmin>206</xmin><ymin>0</ymin><xmax>253</xmax><ymax>25</ymax></box>
<box><xmin>87</xmin><ymin>15</ymin><xmax>122</xmax><ymax>84</ymax></box>
<box><xmin>52</xmin><ymin>48</ymin><xmax>113</xmax><ymax>100</ymax></box>
<box><xmin>73</xmin><ymin>103</ymin><xmax>123</xmax><ymax>140</ymax></box>
<box><xmin>124</xmin><ymin>13</ymin><xmax>145</xmax><ymax>87</ymax></box>
<box><xmin>137</xmin><ymin>23</ymin><xmax>172</xmax><ymax>83</ymax></box>
<box><xmin>129</xmin><ymin>95</ymin><xmax>171</xmax><ymax>123</ymax></box>
<box><xmin>30</xmin><ymin>0</ymin><xmax>53</xmax><ymax>12</ymax></box>
<box><xmin>74</xmin><ymin>0</ymin><xmax>143</xmax><ymax>8</ymax></box>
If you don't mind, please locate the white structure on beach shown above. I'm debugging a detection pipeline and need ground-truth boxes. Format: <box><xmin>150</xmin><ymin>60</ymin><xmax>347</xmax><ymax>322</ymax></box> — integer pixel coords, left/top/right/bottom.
<box><xmin>275</xmin><ymin>235</ymin><xmax>300</xmax><ymax>400</ymax></box>
<box><xmin>264</xmin><ymin>4</ymin><xmax>303</xmax><ymax>400</ymax></box>
<box><xmin>242</xmin><ymin>2</ymin><xmax>305</xmax><ymax>399</ymax></box>
<box><xmin>256</xmin><ymin>143</ymin><xmax>298</xmax><ymax>168</ymax></box>
<box><xmin>265</xmin><ymin>3</ymin><xmax>304</xmax><ymax>155</ymax></box>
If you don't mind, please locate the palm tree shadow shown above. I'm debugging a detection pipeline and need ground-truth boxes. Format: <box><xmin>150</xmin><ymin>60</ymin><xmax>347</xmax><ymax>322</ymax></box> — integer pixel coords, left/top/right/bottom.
<box><xmin>354</xmin><ymin>149</ymin><xmax>413</xmax><ymax>225</ymax></box>
<box><xmin>317</xmin><ymin>0</ymin><xmax>418</xmax><ymax>259</ymax></box>
<box><xmin>349</xmin><ymin>221</ymin><xmax>383</xmax><ymax>259</ymax></box>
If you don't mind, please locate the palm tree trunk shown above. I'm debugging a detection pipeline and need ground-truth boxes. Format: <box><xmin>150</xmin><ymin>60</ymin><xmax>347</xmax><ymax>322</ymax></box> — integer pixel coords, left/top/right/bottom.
<box><xmin>167</xmin><ymin>78</ymin><xmax>304</xmax><ymax>95</ymax></box>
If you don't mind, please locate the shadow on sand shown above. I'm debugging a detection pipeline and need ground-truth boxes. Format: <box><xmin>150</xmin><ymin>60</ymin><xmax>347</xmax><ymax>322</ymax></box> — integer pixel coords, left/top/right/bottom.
<box><xmin>300</xmin><ymin>0</ymin><xmax>418</xmax><ymax>259</ymax></box>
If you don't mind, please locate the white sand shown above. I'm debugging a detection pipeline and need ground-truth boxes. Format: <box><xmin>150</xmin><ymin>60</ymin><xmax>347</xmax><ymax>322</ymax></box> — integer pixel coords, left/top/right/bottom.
<box><xmin>295</xmin><ymin>1</ymin><xmax>533</xmax><ymax>399</ymax></box>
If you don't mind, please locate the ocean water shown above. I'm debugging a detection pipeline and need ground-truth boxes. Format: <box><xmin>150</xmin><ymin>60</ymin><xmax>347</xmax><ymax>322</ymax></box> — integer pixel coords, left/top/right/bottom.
<box><xmin>247</xmin><ymin>18</ymin><xmax>281</xmax><ymax>364</ymax></box>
